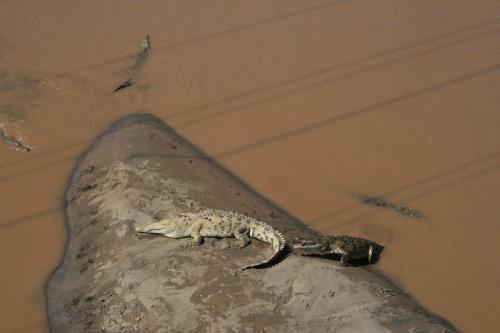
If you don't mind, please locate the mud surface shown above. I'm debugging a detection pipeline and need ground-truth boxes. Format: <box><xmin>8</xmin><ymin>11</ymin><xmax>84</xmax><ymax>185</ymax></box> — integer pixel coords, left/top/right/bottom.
<box><xmin>46</xmin><ymin>114</ymin><xmax>456</xmax><ymax>332</ymax></box>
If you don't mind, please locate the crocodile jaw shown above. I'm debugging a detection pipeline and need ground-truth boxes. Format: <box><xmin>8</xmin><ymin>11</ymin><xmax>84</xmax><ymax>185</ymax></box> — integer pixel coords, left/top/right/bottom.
<box><xmin>135</xmin><ymin>223</ymin><xmax>185</xmax><ymax>238</ymax></box>
<box><xmin>293</xmin><ymin>242</ymin><xmax>323</xmax><ymax>250</ymax></box>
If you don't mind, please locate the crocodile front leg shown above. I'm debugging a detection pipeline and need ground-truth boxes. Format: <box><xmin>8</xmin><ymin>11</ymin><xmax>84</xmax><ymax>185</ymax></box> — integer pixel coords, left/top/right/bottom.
<box><xmin>337</xmin><ymin>249</ymin><xmax>349</xmax><ymax>266</ymax></box>
<box><xmin>185</xmin><ymin>222</ymin><xmax>204</xmax><ymax>247</ymax></box>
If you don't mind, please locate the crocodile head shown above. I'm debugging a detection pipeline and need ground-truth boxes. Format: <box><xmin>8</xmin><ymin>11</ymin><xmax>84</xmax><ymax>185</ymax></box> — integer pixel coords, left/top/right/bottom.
<box><xmin>135</xmin><ymin>221</ymin><xmax>185</xmax><ymax>238</ymax></box>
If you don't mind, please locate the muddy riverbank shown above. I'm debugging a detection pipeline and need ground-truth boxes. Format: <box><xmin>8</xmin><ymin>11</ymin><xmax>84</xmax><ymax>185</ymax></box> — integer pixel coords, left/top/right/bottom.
<box><xmin>46</xmin><ymin>113</ymin><xmax>456</xmax><ymax>332</ymax></box>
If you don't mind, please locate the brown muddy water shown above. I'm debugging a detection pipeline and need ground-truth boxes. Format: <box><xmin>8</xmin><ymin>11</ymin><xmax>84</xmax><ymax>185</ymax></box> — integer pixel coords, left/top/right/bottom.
<box><xmin>1</xmin><ymin>1</ymin><xmax>500</xmax><ymax>332</ymax></box>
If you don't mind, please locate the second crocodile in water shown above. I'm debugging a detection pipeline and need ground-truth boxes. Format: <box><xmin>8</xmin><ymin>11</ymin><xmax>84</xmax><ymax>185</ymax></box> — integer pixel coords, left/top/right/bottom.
<box><xmin>135</xmin><ymin>209</ymin><xmax>286</xmax><ymax>270</ymax></box>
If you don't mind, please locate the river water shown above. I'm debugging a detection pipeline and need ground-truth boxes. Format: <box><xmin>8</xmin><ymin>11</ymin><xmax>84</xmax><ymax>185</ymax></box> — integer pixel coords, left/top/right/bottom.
<box><xmin>1</xmin><ymin>1</ymin><xmax>499</xmax><ymax>332</ymax></box>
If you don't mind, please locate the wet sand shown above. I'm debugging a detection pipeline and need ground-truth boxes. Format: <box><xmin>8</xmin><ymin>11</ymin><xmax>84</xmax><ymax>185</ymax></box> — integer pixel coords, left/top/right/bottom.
<box><xmin>1</xmin><ymin>1</ymin><xmax>500</xmax><ymax>332</ymax></box>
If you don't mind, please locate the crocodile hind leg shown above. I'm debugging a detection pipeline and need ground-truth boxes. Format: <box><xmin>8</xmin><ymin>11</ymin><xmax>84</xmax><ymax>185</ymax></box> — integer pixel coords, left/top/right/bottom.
<box><xmin>231</xmin><ymin>223</ymin><xmax>251</xmax><ymax>249</ymax></box>
<box><xmin>333</xmin><ymin>247</ymin><xmax>350</xmax><ymax>266</ymax></box>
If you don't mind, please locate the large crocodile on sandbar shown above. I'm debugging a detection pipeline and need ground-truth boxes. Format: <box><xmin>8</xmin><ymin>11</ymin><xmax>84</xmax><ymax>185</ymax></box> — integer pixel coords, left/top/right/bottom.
<box><xmin>136</xmin><ymin>209</ymin><xmax>286</xmax><ymax>269</ymax></box>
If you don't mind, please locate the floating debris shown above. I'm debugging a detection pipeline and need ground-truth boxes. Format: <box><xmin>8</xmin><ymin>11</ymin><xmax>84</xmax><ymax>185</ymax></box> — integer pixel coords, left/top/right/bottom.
<box><xmin>356</xmin><ymin>194</ymin><xmax>423</xmax><ymax>218</ymax></box>
<box><xmin>0</xmin><ymin>124</ymin><xmax>31</xmax><ymax>152</ymax></box>
<box><xmin>113</xmin><ymin>35</ymin><xmax>151</xmax><ymax>92</ymax></box>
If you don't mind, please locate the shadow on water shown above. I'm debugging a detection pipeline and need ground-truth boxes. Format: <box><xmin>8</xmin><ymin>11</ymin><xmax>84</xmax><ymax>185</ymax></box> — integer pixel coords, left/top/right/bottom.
<box><xmin>0</xmin><ymin>1</ymin><xmax>345</xmax><ymax>92</ymax></box>
<box><xmin>2</xmin><ymin>6</ymin><xmax>500</xmax><ymax>96</ymax></box>
<box><xmin>2</xmin><ymin>14</ymin><xmax>500</xmax><ymax>169</ymax></box>
<box><xmin>173</xmin><ymin>24</ymin><xmax>500</xmax><ymax>126</ymax></box>
<box><xmin>2</xmin><ymin>14</ymin><xmax>500</xmax><ymax>240</ymax></box>
<box><xmin>2</xmin><ymin>63</ymin><xmax>500</xmax><ymax>231</ymax></box>
<box><xmin>215</xmin><ymin>63</ymin><xmax>500</xmax><ymax>159</ymax></box>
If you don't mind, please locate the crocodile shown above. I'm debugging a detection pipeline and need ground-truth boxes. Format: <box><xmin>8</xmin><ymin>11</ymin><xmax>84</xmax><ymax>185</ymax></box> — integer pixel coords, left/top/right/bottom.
<box><xmin>113</xmin><ymin>34</ymin><xmax>151</xmax><ymax>92</ymax></box>
<box><xmin>293</xmin><ymin>235</ymin><xmax>384</xmax><ymax>265</ymax></box>
<box><xmin>135</xmin><ymin>209</ymin><xmax>286</xmax><ymax>270</ymax></box>
<box><xmin>0</xmin><ymin>125</ymin><xmax>31</xmax><ymax>152</ymax></box>
<box><xmin>356</xmin><ymin>193</ymin><xmax>423</xmax><ymax>219</ymax></box>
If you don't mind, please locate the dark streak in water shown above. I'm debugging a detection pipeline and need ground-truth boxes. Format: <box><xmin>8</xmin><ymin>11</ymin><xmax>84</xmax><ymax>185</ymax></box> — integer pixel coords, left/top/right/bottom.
<box><xmin>356</xmin><ymin>193</ymin><xmax>423</xmax><ymax>218</ymax></box>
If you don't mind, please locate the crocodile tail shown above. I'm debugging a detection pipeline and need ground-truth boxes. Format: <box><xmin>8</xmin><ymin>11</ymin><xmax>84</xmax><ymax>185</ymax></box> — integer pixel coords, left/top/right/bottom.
<box><xmin>243</xmin><ymin>219</ymin><xmax>286</xmax><ymax>270</ymax></box>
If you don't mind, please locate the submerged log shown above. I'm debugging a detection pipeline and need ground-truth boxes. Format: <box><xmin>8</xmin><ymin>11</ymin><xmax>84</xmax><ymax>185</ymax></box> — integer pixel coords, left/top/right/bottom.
<box><xmin>46</xmin><ymin>113</ymin><xmax>457</xmax><ymax>332</ymax></box>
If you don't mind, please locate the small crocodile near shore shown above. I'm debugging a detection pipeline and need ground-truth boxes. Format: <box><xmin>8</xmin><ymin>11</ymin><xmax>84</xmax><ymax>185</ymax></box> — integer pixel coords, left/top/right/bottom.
<box><xmin>293</xmin><ymin>235</ymin><xmax>384</xmax><ymax>265</ymax></box>
<box><xmin>136</xmin><ymin>209</ymin><xmax>286</xmax><ymax>270</ymax></box>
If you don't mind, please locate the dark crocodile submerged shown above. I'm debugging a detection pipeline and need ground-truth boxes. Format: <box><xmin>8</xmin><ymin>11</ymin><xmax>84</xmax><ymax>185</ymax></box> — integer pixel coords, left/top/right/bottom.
<box><xmin>293</xmin><ymin>235</ymin><xmax>384</xmax><ymax>265</ymax></box>
<box><xmin>0</xmin><ymin>126</ymin><xmax>31</xmax><ymax>152</ymax></box>
<box><xmin>113</xmin><ymin>35</ymin><xmax>151</xmax><ymax>92</ymax></box>
<box><xmin>357</xmin><ymin>193</ymin><xmax>423</xmax><ymax>218</ymax></box>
